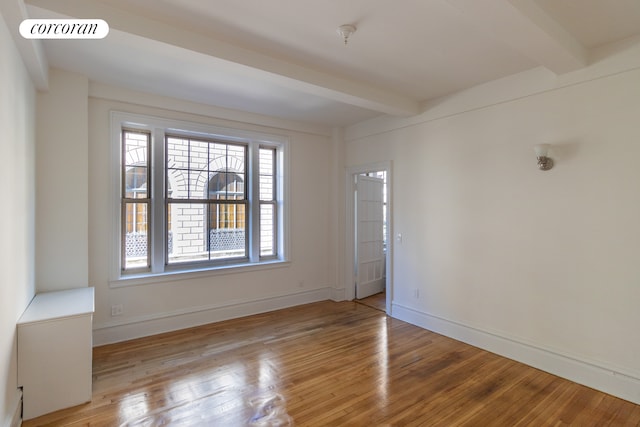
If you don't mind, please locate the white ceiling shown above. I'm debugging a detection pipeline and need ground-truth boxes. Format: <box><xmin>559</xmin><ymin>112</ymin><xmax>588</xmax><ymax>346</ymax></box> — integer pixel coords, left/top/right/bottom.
<box><xmin>23</xmin><ymin>0</ymin><xmax>640</xmax><ymax>128</ymax></box>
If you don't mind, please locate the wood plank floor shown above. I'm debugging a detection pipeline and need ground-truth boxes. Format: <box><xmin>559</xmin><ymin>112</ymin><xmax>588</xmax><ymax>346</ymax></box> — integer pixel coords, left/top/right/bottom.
<box><xmin>24</xmin><ymin>301</ymin><xmax>640</xmax><ymax>426</ymax></box>
<box><xmin>356</xmin><ymin>292</ymin><xmax>386</xmax><ymax>312</ymax></box>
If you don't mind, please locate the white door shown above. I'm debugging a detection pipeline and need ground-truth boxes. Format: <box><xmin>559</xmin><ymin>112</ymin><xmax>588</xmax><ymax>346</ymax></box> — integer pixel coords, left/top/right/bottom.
<box><xmin>355</xmin><ymin>175</ymin><xmax>385</xmax><ymax>299</ymax></box>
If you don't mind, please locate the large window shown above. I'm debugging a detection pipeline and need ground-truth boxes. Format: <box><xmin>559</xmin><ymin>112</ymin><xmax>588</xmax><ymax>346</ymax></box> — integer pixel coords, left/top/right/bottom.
<box><xmin>114</xmin><ymin>112</ymin><xmax>287</xmax><ymax>278</ymax></box>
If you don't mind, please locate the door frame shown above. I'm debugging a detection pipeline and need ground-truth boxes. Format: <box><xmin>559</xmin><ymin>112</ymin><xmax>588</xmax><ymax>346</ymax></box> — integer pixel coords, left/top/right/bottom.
<box><xmin>345</xmin><ymin>161</ymin><xmax>393</xmax><ymax>315</ymax></box>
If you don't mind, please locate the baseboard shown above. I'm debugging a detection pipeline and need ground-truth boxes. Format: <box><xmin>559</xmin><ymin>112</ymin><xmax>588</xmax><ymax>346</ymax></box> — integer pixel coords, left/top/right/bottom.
<box><xmin>93</xmin><ymin>287</ymin><xmax>331</xmax><ymax>346</ymax></box>
<box><xmin>330</xmin><ymin>287</ymin><xmax>346</xmax><ymax>301</ymax></box>
<box><xmin>9</xmin><ymin>389</ymin><xmax>22</xmax><ymax>427</ymax></box>
<box><xmin>392</xmin><ymin>303</ymin><xmax>640</xmax><ymax>405</ymax></box>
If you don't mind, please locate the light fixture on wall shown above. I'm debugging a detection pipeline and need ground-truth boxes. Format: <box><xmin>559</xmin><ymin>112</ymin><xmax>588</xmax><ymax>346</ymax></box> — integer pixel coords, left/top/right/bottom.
<box><xmin>534</xmin><ymin>144</ymin><xmax>553</xmax><ymax>171</ymax></box>
<box><xmin>337</xmin><ymin>24</ymin><xmax>356</xmax><ymax>45</ymax></box>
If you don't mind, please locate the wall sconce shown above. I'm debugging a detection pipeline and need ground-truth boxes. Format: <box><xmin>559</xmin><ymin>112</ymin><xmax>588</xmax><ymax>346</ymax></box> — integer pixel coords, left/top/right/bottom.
<box><xmin>534</xmin><ymin>144</ymin><xmax>554</xmax><ymax>171</ymax></box>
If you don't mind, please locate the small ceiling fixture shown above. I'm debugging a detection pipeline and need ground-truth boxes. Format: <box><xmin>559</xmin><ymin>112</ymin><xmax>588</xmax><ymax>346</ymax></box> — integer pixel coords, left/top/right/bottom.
<box><xmin>337</xmin><ymin>24</ymin><xmax>356</xmax><ymax>46</ymax></box>
<box><xmin>534</xmin><ymin>144</ymin><xmax>554</xmax><ymax>171</ymax></box>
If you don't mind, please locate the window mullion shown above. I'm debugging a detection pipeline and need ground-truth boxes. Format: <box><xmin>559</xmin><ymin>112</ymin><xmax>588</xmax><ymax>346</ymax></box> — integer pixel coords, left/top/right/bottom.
<box><xmin>150</xmin><ymin>128</ymin><xmax>166</xmax><ymax>273</ymax></box>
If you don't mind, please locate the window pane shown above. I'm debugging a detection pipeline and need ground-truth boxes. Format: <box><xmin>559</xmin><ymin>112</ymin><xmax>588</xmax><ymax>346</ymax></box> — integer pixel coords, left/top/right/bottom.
<box><xmin>168</xmin><ymin>138</ymin><xmax>247</xmax><ymax>201</ymax></box>
<box><xmin>123</xmin><ymin>131</ymin><xmax>149</xmax><ymax>199</ymax></box>
<box><xmin>125</xmin><ymin>166</ymin><xmax>148</xmax><ymax>199</ymax></box>
<box><xmin>209</xmin><ymin>203</ymin><xmax>247</xmax><ymax>259</ymax></box>
<box><xmin>226</xmin><ymin>144</ymin><xmax>246</xmax><ymax>174</ymax></box>
<box><xmin>260</xmin><ymin>203</ymin><xmax>275</xmax><ymax>257</ymax></box>
<box><xmin>167</xmin><ymin>140</ymin><xmax>209</xmax><ymax>200</ymax></box>
<box><xmin>167</xmin><ymin>137</ymin><xmax>190</xmax><ymax>200</ymax></box>
<box><xmin>225</xmin><ymin>171</ymin><xmax>245</xmax><ymax>200</ymax></box>
<box><xmin>259</xmin><ymin>148</ymin><xmax>276</xmax><ymax>256</ymax></box>
<box><xmin>123</xmin><ymin>202</ymin><xmax>149</xmax><ymax>269</ymax></box>
<box><xmin>208</xmin><ymin>143</ymin><xmax>227</xmax><ymax>171</ymax></box>
<box><xmin>208</xmin><ymin>171</ymin><xmax>245</xmax><ymax>201</ymax></box>
<box><xmin>259</xmin><ymin>148</ymin><xmax>273</xmax><ymax>175</ymax></box>
<box><xmin>188</xmin><ymin>170</ymin><xmax>208</xmax><ymax>200</ymax></box>
<box><xmin>122</xmin><ymin>129</ymin><xmax>150</xmax><ymax>271</ymax></box>
<box><xmin>207</xmin><ymin>142</ymin><xmax>246</xmax><ymax>201</ymax></box>
<box><xmin>259</xmin><ymin>174</ymin><xmax>273</xmax><ymax>202</ymax></box>
<box><xmin>259</xmin><ymin>148</ymin><xmax>274</xmax><ymax>201</ymax></box>
<box><xmin>124</xmin><ymin>131</ymin><xmax>148</xmax><ymax>167</ymax></box>
<box><xmin>209</xmin><ymin>142</ymin><xmax>246</xmax><ymax>172</ymax></box>
<box><xmin>167</xmin><ymin>137</ymin><xmax>189</xmax><ymax>169</ymax></box>
<box><xmin>189</xmin><ymin>139</ymin><xmax>209</xmax><ymax>171</ymax></box>
<box><xmin>167</xmin><ymin>202</ymin><xmax>208</xmax><ymax>264</ymax></box>
<box><xmin>167</xmin><ymin>202</ymin><xmax>247</xmax><ymax>264</ymax></box>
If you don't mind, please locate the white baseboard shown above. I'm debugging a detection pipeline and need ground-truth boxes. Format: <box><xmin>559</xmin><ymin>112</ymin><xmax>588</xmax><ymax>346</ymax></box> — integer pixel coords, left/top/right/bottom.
<box><xmin>9</xmin><ymin>389</ymin><xmax>22</xmax><ymax>427</ymax></box>
<box><xmin>93</xmin><ymin>288</ymin><xmax>331</xmax><ymax>346</ymax></box>
<box><xmin>392</xmin><ymin>303</ymin><xmax>640</xmax><ymax>405</ymax></box>
<box><xmin>330</xmin><ymin>287</ymin><xmax>346</xmax><ymax>301</ymax></box>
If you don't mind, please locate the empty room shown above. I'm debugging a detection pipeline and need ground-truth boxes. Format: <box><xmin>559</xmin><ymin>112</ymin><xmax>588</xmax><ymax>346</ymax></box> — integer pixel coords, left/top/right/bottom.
<box><xmin>1</xmin><ymin>0</ymin><xmax>640</xmax><ymax>425</ymax></box>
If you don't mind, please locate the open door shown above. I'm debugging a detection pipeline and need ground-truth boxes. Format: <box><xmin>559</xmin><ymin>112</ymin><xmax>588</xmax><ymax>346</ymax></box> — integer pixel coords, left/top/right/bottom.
<box><xmin>355</xmin><ymin>174</ymin><xmax>385</xmax><ymax>299</ymax></box>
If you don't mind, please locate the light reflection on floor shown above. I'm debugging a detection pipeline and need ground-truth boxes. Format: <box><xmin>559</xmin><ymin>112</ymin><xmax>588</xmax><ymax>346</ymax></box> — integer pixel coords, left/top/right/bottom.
<box><xmin>254</xmin><ymin>353</ymin><xmax>292</xmax><ymax>425</ymax></box>
<box><xmin>114</xmin><ymin>357</ymin><xmax>293</xmax><ymax>425</ymax></box>
<box><xmin>377</xmin><ymin>315</ymin><xmax>389</xmax><ymax>408</ymax></box>
<box><xmin>118</xmin><ymin>391</ymin><xmax>150</xmax><ymax>424</ymax></box>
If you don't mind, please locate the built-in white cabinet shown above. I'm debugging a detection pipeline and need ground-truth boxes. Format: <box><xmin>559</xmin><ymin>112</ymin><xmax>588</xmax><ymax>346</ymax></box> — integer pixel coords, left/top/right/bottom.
<box><xmin>17</xmin><ymin>287</ymin><xmax>95</xmax><ymax>420</ymax></box>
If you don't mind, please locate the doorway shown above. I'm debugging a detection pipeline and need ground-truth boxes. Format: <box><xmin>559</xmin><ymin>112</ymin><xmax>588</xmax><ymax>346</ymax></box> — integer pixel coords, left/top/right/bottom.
<box><xmin>346</xmin><ymin>162</ymin><xmax>392</xmax><ymax>315</ymax></box>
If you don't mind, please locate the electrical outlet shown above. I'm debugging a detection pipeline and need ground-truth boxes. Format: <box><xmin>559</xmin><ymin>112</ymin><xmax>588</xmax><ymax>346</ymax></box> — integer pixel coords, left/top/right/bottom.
<box><xmin>111</xmin><ymin>304</ymin><xmax>123</xmax><ymax>316</ymax></box>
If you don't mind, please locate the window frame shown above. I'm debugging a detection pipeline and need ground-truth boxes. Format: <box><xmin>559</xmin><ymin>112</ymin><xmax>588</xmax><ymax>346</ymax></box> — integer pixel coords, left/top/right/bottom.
<box><xmin>164</xmin><ymin>134</ymin><xmax>250</xmax><ymax>268</ymax></box>
<box><xmin>258</xmin><ymin>145</ymin><xmax>278</xmax><ymax>259</ymax></box>
<box><xmin>111</xmin><ymin>111</ymin><xmax>289</xmax><ymax>286</ymax></box>
<box><xmin>121</xmin><ymin>128</ymin><xmax>152</xmax><ymax>273</ymax></box>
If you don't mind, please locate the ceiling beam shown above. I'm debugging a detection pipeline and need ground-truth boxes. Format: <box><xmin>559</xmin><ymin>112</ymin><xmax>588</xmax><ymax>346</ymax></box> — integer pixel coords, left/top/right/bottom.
<box><xmin>25</xmin><ymin>0</ymin><xmax>420</xmax><ymax>117</ymax></box>
<box><xmin>446</xmin><ymin>0</ymin><xmax>587</xmax><ymax>74</ymax></box>
<box><xmin>1</xmin><ymin>0</ymin><xmax>48</xmax><ymax>90</ymax></box>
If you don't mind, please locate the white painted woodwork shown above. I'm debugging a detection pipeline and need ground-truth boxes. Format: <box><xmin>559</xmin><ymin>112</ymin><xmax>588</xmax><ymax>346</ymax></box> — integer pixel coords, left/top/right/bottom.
<box><xmin>355</xmin><ymin>175</ymin><xmax>385</xmax><ymax>299</ymax></box>
<box><xmin>17</xmin><ymin>287</ymin><xmax>95</xmax><ymax>420</ymax></box>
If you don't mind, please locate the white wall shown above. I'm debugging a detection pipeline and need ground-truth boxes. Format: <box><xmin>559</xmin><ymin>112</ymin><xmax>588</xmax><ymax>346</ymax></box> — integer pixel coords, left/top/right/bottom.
<box><xmin>345</xmin><ymin>60</ymin><xmax>640</xmax><ymax>403</ymax></box>
<box><xmin>84</xmin><ymin>83</ymin><xmax>335</xmax><ymax>344</ymax></box>
<box><xmin>0</xmin><ymin>11</ymin><xmax>36</xmax><ymax>427</ymax></box>
<box><xmin>36</xmin><ymin>68</ymin><xmax>89</xmax><ymax>292</ymax></box>
<box><xmin>28</xmin><ymin>25</ymin><xmax>640</xmax><ymax>411</ymax></box>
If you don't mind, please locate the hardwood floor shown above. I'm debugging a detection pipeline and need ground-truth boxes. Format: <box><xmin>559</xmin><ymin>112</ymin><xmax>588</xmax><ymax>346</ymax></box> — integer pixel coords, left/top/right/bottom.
<box><xmin>356</xmin><ymin>291</ymin><xmax>386</xmax><ymax>312</ymax></box>
<box><xmin>24</xmin><ymin>301</ymin><xmax>640</xmax><ymax>426</ymax></box>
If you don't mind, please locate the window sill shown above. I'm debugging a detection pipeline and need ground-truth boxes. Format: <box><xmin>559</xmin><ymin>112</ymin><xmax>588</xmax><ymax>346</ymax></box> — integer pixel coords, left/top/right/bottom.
<box><xmin>109</xmin><ymin>259</ymin><xmax>291</xmax><ymax>288</ymax></box>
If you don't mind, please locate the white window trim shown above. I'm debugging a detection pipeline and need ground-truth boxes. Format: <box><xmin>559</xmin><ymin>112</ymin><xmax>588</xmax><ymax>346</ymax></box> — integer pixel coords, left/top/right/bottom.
<box><xmin>110</xmin><ymin>111</ymin><xmax>290</xmax><ymax>287</ymax></box>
